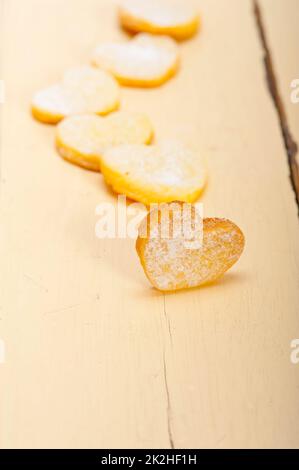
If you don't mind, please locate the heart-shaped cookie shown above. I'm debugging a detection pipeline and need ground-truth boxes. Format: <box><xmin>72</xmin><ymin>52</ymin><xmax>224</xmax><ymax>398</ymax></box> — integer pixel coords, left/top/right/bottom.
<box><xmin>32</xmin><ymin>66</ymin><xmax>120</xmax><ymax>124</ymax></box>
<box><xmin>136</xmin><ymin>203</ymin><xmax>245</xmax><ymax>291</ymax></box>
<box><xmin>92</xmin><ymin>33</ymin><xmax>179</xmax><ymax>87</ymax></box>
<box><xmin>119</xmin><ymin>0</ymin><xmax>200</xmax><ymax>40</ymax></box>
<box><xmin>100</xmin><ymin>140</ymin><xmax>207</xmax><ymax>204</ymax></box>
<box><xmin>56</xmin><ymin>111</ymin><xmax>154</xmax><ymax>171</ymax></box>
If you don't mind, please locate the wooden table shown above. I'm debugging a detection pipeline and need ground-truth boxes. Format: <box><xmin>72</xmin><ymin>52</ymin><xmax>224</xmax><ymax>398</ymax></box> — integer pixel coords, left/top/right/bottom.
<box><xmin>0</xmin><ymin>0</ymin><xmax>298</xmax><ymax>449</ymax></box>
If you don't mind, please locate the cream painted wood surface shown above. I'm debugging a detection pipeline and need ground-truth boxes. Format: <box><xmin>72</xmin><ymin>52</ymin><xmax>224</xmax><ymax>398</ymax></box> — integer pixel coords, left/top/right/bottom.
<box><xmin>0</xmin><ymin>0</ymin><xmax>299</xmax><ymax>449</ymax></box>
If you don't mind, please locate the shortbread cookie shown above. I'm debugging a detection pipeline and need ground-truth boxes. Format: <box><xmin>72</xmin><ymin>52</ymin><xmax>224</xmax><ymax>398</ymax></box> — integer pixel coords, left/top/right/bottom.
<box><xmin>92</xmin><ymin>33</ymin><xmax>179</xmax><ymax>87</ymax></box>
<box><xmin>119</xmin><ymin>0</ymin><xmax>200</xmax><ymax>40</ymax></box>
<box><xmin>136</xmin><ymin>203</ymin><xmax>245</xmax><ymax>291</ymax></box>
<box><xmin>101</xmin><ymin>140</ymin><xmax>207</xmax><ymax>204</ymax></box>
<box><xmin>32</xmin><ymin>66</ymin><xmax>120</xmax><ymax>124</ymax></box>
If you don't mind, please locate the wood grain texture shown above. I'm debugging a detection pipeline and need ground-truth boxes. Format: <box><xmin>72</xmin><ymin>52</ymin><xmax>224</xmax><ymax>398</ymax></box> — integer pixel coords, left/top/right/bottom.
<box><xmin>0</xmin><ymin>0</ymin><xmax>299</xmax><ymax>449</ymax></box>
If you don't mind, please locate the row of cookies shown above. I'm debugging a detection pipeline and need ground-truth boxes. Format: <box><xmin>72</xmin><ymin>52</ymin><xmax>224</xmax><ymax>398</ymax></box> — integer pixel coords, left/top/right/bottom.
<box><xmin>31</xmin><ymin>0</ymin><xmax>244</xmax><ymax>291</ymax></box>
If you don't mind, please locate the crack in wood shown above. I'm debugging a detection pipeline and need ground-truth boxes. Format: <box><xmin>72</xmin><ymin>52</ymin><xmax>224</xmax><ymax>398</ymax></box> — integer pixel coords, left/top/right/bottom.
<box><xmin>163</xmin><ymin>295</ymin><xmax>175</xmax><ymax>449</ymax></box>
<box><xmin>163</xmin><ymin>295</ymin><xmax>173</xmax><ymax>347</ymax></box>
<box><xmin>163</xmin><ymin>351</ymin><xmax>175</xmax><ymax>449</ymax></box>
<box><xmin>253</xmin><ymin>0</ymin><xmax>299</xmax><ymax>213</ymax></box>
